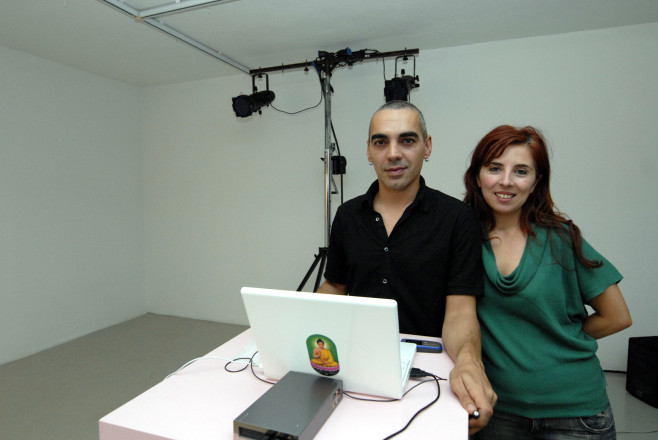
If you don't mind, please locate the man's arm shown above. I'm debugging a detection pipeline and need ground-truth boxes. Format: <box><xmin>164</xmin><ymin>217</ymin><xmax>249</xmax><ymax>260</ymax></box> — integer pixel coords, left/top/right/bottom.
<box><xmin>315</xmin><ymin>280</ymin><xmax>347</xmax><ymax>295</ymax></box>
<box><xmin>442</xmin><ymin>295</ymin><xmax>497</xmax><ymax>435</ymax></box>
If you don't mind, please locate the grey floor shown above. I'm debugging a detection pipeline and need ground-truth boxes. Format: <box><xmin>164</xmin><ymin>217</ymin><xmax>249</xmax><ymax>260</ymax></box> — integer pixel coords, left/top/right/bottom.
<box><xmin>1</xmin><ymin>314</ymin><xmax>656</xmax><ymax>440</ymax></box>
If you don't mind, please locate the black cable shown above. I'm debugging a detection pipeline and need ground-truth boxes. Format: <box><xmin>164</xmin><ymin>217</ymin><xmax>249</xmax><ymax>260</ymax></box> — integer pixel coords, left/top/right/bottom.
<box><xmin>250</xmin><ymin>357</ymin><xmax>276</xmax><ymax>385</ymax></box>
<box><xmin>224</xmin><ymin>351</ymin><xmax>276</xmax><ymax>385</ymax></box>
<box><xmin>268</xmin><ymin>66</ymin><xmax>323</xmax><ymax>115</ymax></box>
<box><xmin>382</xmin><ymin>368</ymin><xmax>442</xmax><ymax>439</ymax></box>
<box><xmin>270</xmin><ymin>91</ymin><xmax>322</xmax><ymax>115</ymax></box>
<box><xmin>270</xmin><ymin>73</ymin><xmax>323</xmax><ymax>115</ymax></box>
<box><xmin>343</xmin><ymin>368</ymin><xmax>445</xmax><ymax>438</ymax></box>
<box><xmin>224</xmin><ymin>356</ymin><xmax>253</xmax><ymax>372</ymax></box>
<box><xmin>342</xmin><ymin>392</ymin><xmax>398</xmax><ymax>403</ymax></box>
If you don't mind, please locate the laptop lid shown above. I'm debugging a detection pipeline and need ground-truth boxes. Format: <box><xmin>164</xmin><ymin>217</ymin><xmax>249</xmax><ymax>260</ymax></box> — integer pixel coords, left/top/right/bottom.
<box><xmin>240</xmin><ymin>286</ymin><xmax>415</xmax><ymax>399</ymax></box>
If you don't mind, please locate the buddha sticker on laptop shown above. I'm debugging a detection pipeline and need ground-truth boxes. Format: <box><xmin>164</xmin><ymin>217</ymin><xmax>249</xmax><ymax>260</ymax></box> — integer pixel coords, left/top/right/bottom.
<box><xmin>306</xmin><ymin>334</ymin><xmax>340</xmax><ymax>376</ymax></box>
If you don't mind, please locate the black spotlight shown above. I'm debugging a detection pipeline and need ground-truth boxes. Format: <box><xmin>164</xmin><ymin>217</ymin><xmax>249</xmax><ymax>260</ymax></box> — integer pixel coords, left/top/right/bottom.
<box><xmin>384</xmin><ymin>57</ymin><xmax>419</xmax><ymax>102</ymax></box>
<box><xmin>384</xmin><ymin>75</ymin><xmax>417</xmax><ymax>102</ymax></box>
<box><xmin>232</xmin><ymin>73</ymin><xmax>275</xmax><ymax>118</ymax></box>
<box><xmin>232</xmin><ymin>90</ymin><xmax>275</xmax><ymax>117</ymax></box>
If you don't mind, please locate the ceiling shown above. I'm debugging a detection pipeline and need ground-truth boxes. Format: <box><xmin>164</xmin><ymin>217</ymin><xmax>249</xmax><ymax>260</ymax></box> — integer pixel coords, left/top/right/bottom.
<box><xmin>2</xmin><ymin>0</ymin><xmax>658</xmax><ymax>87</ymax></box>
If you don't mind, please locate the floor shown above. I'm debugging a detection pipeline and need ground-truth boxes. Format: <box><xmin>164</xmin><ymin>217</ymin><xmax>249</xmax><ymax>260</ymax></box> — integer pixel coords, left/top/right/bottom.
<box><xmin>0</xmin><ymin>314</ymin><xmax>656</xmax><ymax>440</ymax></box>
<box><xmin>0</xmin><ymin>314</ymin><xmax>248</xmax><ymax>440</ymax></box>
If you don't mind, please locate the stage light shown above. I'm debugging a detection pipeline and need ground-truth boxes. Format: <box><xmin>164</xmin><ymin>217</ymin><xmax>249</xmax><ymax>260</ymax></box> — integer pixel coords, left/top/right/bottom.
<box><xmin>232</xmin><ymin>74</ymin><xmax>275</xmax><ymax>118</ymax></box>
<box><xmin>232</xmin><ymin>90</ymin><xmax>275</xmax><ymax>117</ymax></box>
<box><xmin>384</xmin><ymin>75</ymin><xmax>418</xmax><ymax>102</ymax></box>
<box><xmin>384</xmin><ymin>56</ymin><xmax>419</xmax><ymax>102</ymax></box>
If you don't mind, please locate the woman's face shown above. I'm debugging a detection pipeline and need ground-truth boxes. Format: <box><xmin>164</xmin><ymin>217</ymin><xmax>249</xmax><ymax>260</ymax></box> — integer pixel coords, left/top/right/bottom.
<box><xmin>477</xmin><ymin>144</ymin><xmax>539</xmax><ymax>220</ymax></box>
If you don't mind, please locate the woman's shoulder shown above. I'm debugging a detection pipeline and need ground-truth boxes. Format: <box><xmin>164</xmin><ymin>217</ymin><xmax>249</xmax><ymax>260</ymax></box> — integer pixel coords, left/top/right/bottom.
<box><xmin>531</xmin><ymin>220</ymin><xmax>574</xmax><ymax>239</ymax></box>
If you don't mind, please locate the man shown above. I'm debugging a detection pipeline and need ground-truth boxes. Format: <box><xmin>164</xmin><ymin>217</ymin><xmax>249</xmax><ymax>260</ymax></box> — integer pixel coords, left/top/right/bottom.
<box><xmin>316</xmin><ymin>101</ymin><xmax>496</xmax><ymax>434</ymax></box>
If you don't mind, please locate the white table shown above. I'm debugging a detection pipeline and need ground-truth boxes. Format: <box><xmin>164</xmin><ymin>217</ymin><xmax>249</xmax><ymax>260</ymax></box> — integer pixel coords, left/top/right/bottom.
<box><xmin>99</xmin><ymin>329</ymin><xmax>467</xmax><ymax>439</ymax></box>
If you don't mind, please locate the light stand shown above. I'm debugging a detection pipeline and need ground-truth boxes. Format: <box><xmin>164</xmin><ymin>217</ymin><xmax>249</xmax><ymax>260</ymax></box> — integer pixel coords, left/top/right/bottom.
<box><xmin>248</xmin><ymin>48</ymin><xmax>419</xmax><ymax>292</ymax></box>
<box><xmin>296</xmin><ymin>66</ymin><xmax>333</xmax><ymax>292</ymax></box>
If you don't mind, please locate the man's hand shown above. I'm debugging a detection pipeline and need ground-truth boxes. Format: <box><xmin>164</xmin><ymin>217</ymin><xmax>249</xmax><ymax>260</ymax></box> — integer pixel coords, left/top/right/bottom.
<box><xmin>442</xmin><ymin>295</ymin><xmax>497</xmax><ymax>435</ymax></box>
<box><xmin>449</xmin><ymin>350</ymin><xmax>497</xmax><ymax>435</ymax></box>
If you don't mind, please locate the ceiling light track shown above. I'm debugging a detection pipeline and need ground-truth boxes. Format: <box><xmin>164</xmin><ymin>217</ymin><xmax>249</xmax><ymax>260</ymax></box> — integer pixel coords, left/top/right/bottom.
<box><xmin>139</xmin><ymin>0</ymin><xmax>236</xmax><ymax>19</ymax></box>
<box><xmin>98</xmin><ymin>0</ymin><xmax>249</xmax><ymax>73</ymax></box>
<box><xmin>144</xmin><ymin>17</ymin><xmax>250</xmax><ymax>73</ymax></box>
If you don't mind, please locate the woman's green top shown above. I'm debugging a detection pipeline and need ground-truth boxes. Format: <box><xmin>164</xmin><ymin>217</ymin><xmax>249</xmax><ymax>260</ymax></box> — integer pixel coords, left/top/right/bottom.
<box><xmin>479</xmin><ymin>225</ymin><xmax>622</xmax><ymax>418</ymax></box>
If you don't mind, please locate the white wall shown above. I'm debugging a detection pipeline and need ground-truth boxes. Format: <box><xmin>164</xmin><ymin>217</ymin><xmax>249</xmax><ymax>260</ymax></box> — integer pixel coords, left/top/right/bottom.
<box><xmin>143</xmin><ymin>23</ymin><xmax>658</xmax><ymax>371</ymax></box>
<box><xmin>2</xmin><ymin>22</ymin><xmax>655</xmax><ymax>370</ymax></box>
<box><xmin>0</xmin><ymin>46</ymin><xmax>146</xmax><ymax>365</ymax></box>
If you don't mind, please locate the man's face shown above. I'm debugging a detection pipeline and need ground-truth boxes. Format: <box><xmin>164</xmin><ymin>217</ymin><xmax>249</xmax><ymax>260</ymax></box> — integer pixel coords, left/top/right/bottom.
<box><xmin>367</xmin><ymin>108</ymin><xmax>432</xmax><ymax>193</ymax></box>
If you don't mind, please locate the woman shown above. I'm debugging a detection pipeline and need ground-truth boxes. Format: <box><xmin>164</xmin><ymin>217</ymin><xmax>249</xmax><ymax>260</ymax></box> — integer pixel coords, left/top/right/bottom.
<box><xmin>463</xmin><ymin>125</ymin><xmax>632</xmax><ymax>439</ymax></box>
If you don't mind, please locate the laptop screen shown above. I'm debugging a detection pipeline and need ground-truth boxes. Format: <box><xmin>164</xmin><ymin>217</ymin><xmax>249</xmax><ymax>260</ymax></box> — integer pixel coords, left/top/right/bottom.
<box><xmin>240</xmin><ymin>286</ymin><xmax>415</xmax><ymax>399</ymax></box>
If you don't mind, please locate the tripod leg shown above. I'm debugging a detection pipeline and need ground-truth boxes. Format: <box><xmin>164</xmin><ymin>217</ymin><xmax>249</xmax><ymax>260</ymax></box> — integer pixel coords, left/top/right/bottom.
<box><xmin>297</xmin><ymin>251</ymin><xmax>323</xmax><ymax>292</ymax></box>
<box><xmin>313</xmin><ymin>249</ymin><xmax>328</xmax><ymax>293</ymax></box>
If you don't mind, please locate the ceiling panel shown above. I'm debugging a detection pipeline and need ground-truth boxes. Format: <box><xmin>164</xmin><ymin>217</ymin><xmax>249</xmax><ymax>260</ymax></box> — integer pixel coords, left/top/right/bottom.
<box><xmin>1</xmin><ymin>0</ymin><xmax>657</xmax><ymax>86</ymax></box>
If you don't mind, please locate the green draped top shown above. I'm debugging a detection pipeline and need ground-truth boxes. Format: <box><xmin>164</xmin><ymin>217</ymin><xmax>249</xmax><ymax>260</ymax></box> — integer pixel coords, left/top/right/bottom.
<box><xmin>478</xmin><ymin>225</ymin><xmax>623</xmax><ymax>418</ymax></box>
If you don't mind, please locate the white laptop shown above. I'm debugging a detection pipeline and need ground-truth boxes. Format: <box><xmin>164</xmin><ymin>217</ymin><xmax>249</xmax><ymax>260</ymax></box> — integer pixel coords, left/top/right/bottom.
<box><xmin>240</xmin><ymin>286</ymin><xmax>417</xmax><ymax>399</ymax></box>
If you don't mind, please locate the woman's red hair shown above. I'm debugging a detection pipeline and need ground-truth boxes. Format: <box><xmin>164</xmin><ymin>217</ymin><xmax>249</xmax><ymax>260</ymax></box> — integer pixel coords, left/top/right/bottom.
<box><xmin>463</xmin><ymin>125</ymin><xmax>600</xmax><ymax>268</ymax></box>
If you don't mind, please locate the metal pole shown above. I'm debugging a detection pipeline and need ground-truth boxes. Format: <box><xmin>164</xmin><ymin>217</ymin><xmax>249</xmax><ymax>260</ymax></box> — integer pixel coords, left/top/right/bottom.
<box><xmin>298</xmin><ymin>70</ymin><xmax>332</xmax><ymax>291</ymax></box>
<box><xmin>322</xmin><ymin>72</ymin><xmax>333</xmax><ymax>247</ymax></box>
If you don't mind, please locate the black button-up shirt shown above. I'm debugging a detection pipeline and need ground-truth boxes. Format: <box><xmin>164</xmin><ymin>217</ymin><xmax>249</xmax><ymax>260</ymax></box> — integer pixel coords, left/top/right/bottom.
<box><xmin>324</xmin><ymin>177</ymin><xmax>483</xmax><ymax>337</ymax></box>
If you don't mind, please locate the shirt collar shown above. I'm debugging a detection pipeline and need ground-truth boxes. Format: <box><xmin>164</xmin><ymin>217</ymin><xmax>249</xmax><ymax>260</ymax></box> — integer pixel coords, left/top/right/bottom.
<box><xmin>363</xmin><ymin>176</ymin><xmax>430</xmax><ymax>212</ymax></box>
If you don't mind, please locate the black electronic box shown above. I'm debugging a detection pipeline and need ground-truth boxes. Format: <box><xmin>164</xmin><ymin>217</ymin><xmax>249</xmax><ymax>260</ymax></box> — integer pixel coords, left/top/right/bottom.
<box><xmin>234</xmin><ymin>371</ymin><xmax>343</xmax><ymax>439</ymax></box>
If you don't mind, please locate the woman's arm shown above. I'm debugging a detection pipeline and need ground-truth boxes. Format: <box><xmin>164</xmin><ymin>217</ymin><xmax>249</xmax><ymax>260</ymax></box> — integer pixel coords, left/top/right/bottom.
<box><xmin>583</xmin><ymin>283</ymin><xmax>632</xmax><ymax>339</ymax></box>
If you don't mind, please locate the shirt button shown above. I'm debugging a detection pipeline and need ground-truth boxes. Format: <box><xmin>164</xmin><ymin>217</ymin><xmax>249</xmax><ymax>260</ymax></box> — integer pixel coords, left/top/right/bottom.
<box><xmin>382</xmin><ymin>279</ymin><xmax>388</xmax><ymax>284</ymax></box>
<box><xmin>384</xmin><ymin>247</ymin><xmax>389</xmax><ymax>252</ymax></box>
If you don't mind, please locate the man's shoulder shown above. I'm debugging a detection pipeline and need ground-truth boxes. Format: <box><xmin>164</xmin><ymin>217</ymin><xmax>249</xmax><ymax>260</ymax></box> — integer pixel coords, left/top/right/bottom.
<box><xmin>423</xmin><ymin>186</ymin><xmax>473</xmax><ymax>212</ymax></box>
<box><xmin>337</xmin><ymin>180</ymin><xmax>378</xmax><ymax>213</ymax></box>
<box><xmin>333</xmin><ymin>193</ymin><xmax>370</xmax><ymax>224</ymax></box>
<box><xmin>337</xmin><ymin>193</ymin><xmax>368</xmax><ymax>211</ymax></box>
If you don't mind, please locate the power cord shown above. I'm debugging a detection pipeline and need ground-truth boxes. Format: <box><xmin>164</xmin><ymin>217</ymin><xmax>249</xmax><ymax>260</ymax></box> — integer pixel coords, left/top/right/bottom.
<box><xmin>380</xmin><ymin>368</ymin><xmax>444</xmax><ymax>439</ymax></box>
<box><xmin>224</xmin><ymin>351</ymin><xmax>276</xmax><ymax>385</ymax></box>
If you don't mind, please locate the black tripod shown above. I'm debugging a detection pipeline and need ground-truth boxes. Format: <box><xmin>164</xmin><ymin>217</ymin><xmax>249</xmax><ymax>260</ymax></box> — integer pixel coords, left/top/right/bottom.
<box><xmin>297</xmin><ymin>247</ymin><xmax>329</xmax><ymax>292</ymax></box>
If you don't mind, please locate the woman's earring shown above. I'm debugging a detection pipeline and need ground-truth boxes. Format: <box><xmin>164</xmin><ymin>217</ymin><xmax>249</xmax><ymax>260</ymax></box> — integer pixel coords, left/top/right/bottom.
<box><xmin>424</xmin><ymin>158</ymin><xmax>430</xmax><ymax>163</ymax></box>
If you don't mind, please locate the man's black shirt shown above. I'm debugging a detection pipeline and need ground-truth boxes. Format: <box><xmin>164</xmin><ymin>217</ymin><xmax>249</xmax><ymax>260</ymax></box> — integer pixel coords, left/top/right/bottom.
<box><xmin>324</xmin><ymin>177</ymin><xmax>483</xmax><ymax>337</ymax></box>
